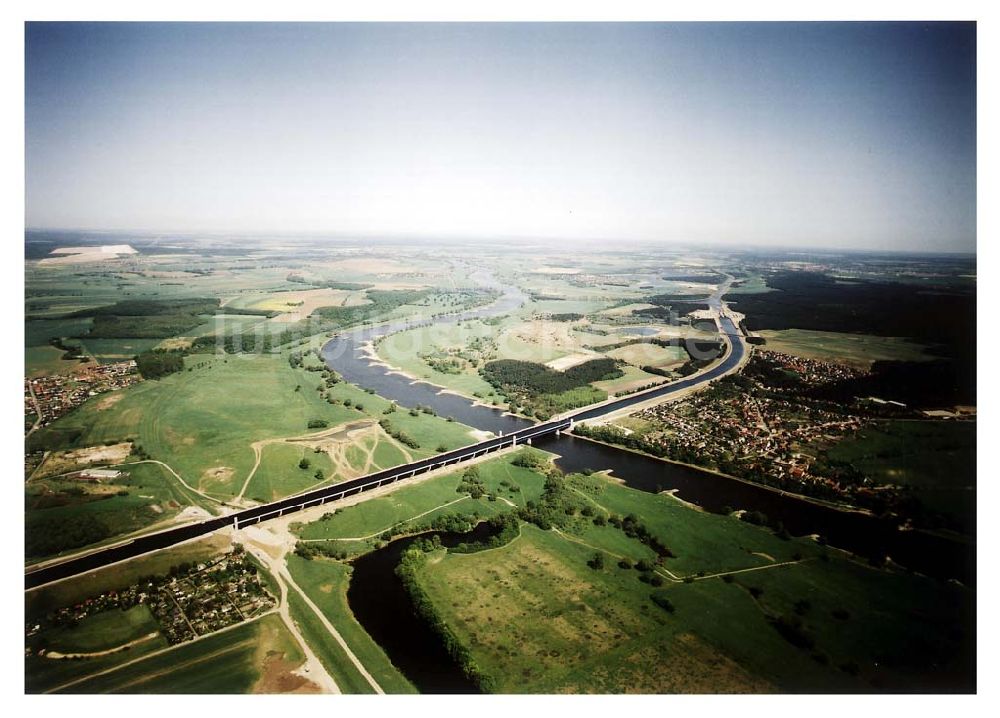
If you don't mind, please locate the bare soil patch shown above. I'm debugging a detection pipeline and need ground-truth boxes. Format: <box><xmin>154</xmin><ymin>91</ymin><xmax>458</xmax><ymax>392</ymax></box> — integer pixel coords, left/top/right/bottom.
<box><xmin>95</xmin><ymin>393</ymin><xmax>125</xmax><ymax>411</ymax></box>
<box><xmin>202</xmin><ymin>466</ymin><xmax>235</xmax><ymax>485</ymax></box>
<box><xmin>35</xmin><ymin>442</ymin><xmax>133</xmax><ymax>478</ymax></box>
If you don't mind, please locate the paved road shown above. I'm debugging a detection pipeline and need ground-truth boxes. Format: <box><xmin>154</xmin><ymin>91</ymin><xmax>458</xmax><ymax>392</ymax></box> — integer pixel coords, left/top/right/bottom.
<box><xmin>25</xmin><ymin>308</ymin><xmax>746</xmax><ymax>590</ymax></box>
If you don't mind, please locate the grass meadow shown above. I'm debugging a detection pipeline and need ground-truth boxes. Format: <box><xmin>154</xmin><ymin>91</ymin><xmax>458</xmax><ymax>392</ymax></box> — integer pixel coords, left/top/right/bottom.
<box><xmin>755</xmin><ymin>329</ymin><xmax>933</xmax><ymax>367</ymax></box>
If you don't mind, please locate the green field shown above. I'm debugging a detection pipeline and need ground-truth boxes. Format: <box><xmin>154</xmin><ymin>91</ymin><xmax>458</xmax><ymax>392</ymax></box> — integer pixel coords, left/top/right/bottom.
<box><xmin>818</xmin><ymin>420</ymin><xmax>976</xmax><ymax>532</ymax></box>
<box><xmin>565</xmin><ymin>471</ymin><xmax>814</xmax><ymax>576</ymax></box>
<box><xmin>185</xmin><ymin>313</ymin><xmax>270</xmax><ymax>338</ymax></box>
<box><xmin>728</xmin><ymin>274</ymin><xmax>774</xmax><ymax>294</ymax></box>
<box><xmin>26</xmin><ymin>607</ymin><xmax>170</xmax><ymax>694</ymax></box>
<box><xmin>244</xmin><ymin>442</ymin><xmax>336</xmax><ymax>504</ymax></box>
<box><xmin>295</xmin><ymin>452</ymin><xmax>548</xmax><ymax>545</ymax></box>
<box><xmin>376</xmin><ymin>320</ymin><xmax>501</xmax><ymax>399</ymax></box>
<box><xmin>25</xmin><ymin>535</ymin><xmax>233</xmax><ymax>694</ymax></box>
<box><xmin>526</xmin><ymin>298</ymin><xmax>615</xmax><ymax>315</ymax></box>
<box><xmin>605</xmin><ymin>342</ymin><xmax>689</xmax><ymax>369</ymax></box>
<box><xmin>28</xmin><ymin>353</ymin><xmax>479</xmax><ymax>502</ymax></box>
<box><xmin>25</xmin><ymin>345</ymin><xmax>82</xmax><ymax>377</ymax></box>
<box><xmin>824</xmin><ymin>420</ymin><xmax>975</xmax><ymax>490</ymax></box>
<box><xmin>80</xmin><ymin>338</ymin><xmax>163</xmax><ymax>362</ymax></box>
<box><xmin>288</xmin><ymin>556</ymin><xmax>416</xmax><ymax>693</ymax></box>
<box><xmin>59</xmin><ymin>613</ymin><xmax>305</xmax><ymax>694</ymax></box>
<box><xmin>414</xmin><ymin>513</ymin><xmax>972</xmax><ymax>692</ymax></box>
<box><xmin>24</xmin><ymin>316</ymin><xmax>95</xmax><ymax>346</ymax></box>
<box><xmin>592</xmin><ymin>363</ymin><xmax>664</xmax><ymax>393</ymax></box>
<box><xmin>46</xmin><ymin>604</ymin><xmax>163</xmax><ymax>655</ymax></box>
<box><xmin>756</xmin><ymin>329</ymin><xmax>933</xmax><ymax>367</ymax></box>
<box><xmin>25</xmin><ymin>461</ymin><xmax>214</xmax><ymax>561</ymax></box>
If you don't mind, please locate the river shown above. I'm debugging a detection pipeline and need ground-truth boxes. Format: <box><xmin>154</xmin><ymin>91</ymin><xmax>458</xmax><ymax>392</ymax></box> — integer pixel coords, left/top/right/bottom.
<box><xmin>321</xmin><ymin>275</ymin><xmax>972</xmax><ymax>584</ymax></box>
<box><xmin>324</xmin><ymin>274</ymin><xmax>972</xmax><ymax>694</ymax></box>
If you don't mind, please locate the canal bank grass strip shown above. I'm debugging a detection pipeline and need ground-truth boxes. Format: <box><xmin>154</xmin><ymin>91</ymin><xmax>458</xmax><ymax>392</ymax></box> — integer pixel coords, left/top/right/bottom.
<box><xmin>281</xmin><ymin>564</ymin><xmax>385</xmax><ymax>694</ymax></box>
<box><xmin>285</xmin><ymin>584</ymin><xmax>382</xmax><ymax>694</ymax></box>
<box><xmin>286</xmin><ymin>555</ymin><xmax>417</xmax><ymax>694</ymax></box>
<box><xmin>299</xmin><ymin>495</ymin><xmax>474</xmax><ymax>542</ymax></box>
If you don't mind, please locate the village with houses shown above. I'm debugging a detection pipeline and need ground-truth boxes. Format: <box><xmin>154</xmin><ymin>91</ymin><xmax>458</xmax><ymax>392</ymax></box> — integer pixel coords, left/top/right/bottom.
<box><xmin>607</xmin><ymin>350</ymin><xmax>921</xmax><ymax>508</ymax></box>
<box><xmin>25</xmin><ymin>546</ymin><xmax>276</xmax><ymax>657</ymax></box>
<box><xmin>25</xmin><ymin>359</ymin><xmax>141</xmax><ymax>432</ymax></box>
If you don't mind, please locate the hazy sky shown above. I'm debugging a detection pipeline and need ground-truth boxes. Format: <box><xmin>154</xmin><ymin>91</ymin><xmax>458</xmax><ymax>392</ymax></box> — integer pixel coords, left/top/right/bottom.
<box><xmin>25</xmin><ymin>22</ymin><xmax>976</xmax><ymax>251</ymax></box>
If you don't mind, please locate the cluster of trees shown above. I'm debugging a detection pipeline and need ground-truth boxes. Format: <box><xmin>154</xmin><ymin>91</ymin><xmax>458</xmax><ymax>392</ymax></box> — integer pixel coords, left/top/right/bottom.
<box><xmin>481</xmin><ymin>357</ymin><xmax>622</xmax><ymax>397</ymax></box>
<box><xmin>479</xmin><ymin>358</ymin><xmax>620</xmax><ymax>418</ymax></box>
<box><xmin>26</xmin><ymin>513</ymin><xmax>113</xmax><ymax>559</ymax></box>
<box><xmin>645</xmin><ymin>292</ymin><xmax>712</xmax><ymax>308</ymax></box>
<box><xmin>190</xmin><ymin>320</ymin><xmax>324</xmax><ymax>354</ymax></box>
<box><xmin>286</xmin><ymin>274</ymin><xmax>372</xmax><ymax>291</ymax></box>
<box><xmin>515</xmin><ymin>470</ymin><xmax>584</xmax><ymax>532</ymax></box>
<box><xmin>450</xmin><ymin>514</ymin><xmax>520</xmax><ymax>554</ymax></box>
<box><xmin>313</xmin><ymin>288</ymin><xmax>434</xmax><ymax>327</ymax></box>
<box><xmin>547</xmin><ymin>313</ymin><xmax>584</xmax><ymax>322</ymax></box>
<box><xmin>71</xmin><ymin>297</ymin><xmax>224</xmax><ymax>339</ymax></box>
<box><xmin>614</xmin><ymin>380</ymin><xmax>667</xmax><ymax>397</ymax></box>
<box><xmin>71</xmin><ymin>297</ymin><xmax>220</xmax><ymax>318</ymax></box>
<box><xmin>420</xmin><ymin>352</ymin><xmax>465</xmax><ymax>375</ymax></box>
<box><xmin>611</xmin><ymin>513</ymin><xmax>675</xmax><ymax>558</ymax></box>
<box><xmin>660</xmin><ymin>272</ymin><xmax>727</xmax><ymax>284</ymax></box>
<box><xmin>136</xmin><ymin>351</ymin><xmax>184</xmax><ymax>379</ymax></box>
<box><xmin>294</xmin><ymin>541</ymin><xmax>350</xmax><ymax>561</ymax></box>
<box><xmin>307</xmin><ymin>419</ymin><xmax>329</xmax><ymax>429</ymax></box>
<box><xmin>395</xmin><ymin>544</ymin><xmax>497</xmax><ymax>692</ymax></box>
<box><xmin>511</xmin><ymin>449</ymin><xmax>547</xmax><ymax>470</ymax></box>
<box><xmin>378</xmin><ymin>418</ymin><xmax>420</xmax><ymax>449</ymax></box>
<box><xmin>456</xmin><ymin>465</ymin><xmax>487</xmax><ymax>499</ymax></box>
<box><xmin>49</xmin><ymin>337</ymin><xmax>87</xmax><ymax>361</ymax></box>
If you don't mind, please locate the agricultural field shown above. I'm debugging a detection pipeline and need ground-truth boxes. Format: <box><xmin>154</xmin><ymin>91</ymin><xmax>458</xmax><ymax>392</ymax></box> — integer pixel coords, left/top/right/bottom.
<box><xmin>25</xmin><ymin>534</ymin><xmax>233</xmax><ymax>692</ymax></box>
<box><xmin>58</xmin><ymin>614</ymin><xmax>312</xmax><ymax>694</ymax></box>
<box><xmin>244</xmin><ymin>287</ymin><xmax>370</xmax><ymax>316</ymax></box>
<box><xmin>592</xmin><ymin>364</ymin><xmax>667</xmax><ymax>394</ymax></box>
<box><xmin>42</xmin><ymin>604</ymin><xmax>164</xmax><ymax>657</ymax></box>
<box><xmin>25</xmin><ymin>345</ymin><xmax>82</xmax><ymax>377</ymax></box>
<box><xmin>243</xmin><ymin>442</ymin><xmax>338</xmax><ymax>504</ymax></box>
<box><xmin>605</xmin><ymin>342</ymin><xmax>689</xmax><ymax>370</ymax></box>
<box><xmin>755</xmin><ymin>329</ymin><xmax>933</xmax><ymax>368</ymax></box>
<box><xmin>26</xmin><ymin>605</ymin><xmax>171</xmax><ymax>694</ymax></box>
<box><xmin>79</xmin><ymin>338</ymin><xmax>164</xmax><ymax>363</ymax></box>
<box><xmin>727</xmin><ymin>274</ymin><xmax>774</xmax><ymax>294</ymax></box>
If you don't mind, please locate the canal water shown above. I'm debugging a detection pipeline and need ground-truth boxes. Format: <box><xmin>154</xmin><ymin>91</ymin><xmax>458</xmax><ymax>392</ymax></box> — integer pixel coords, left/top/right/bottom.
<box><xmin>347</xmin><ymin>522</ymin><xmax>500</xmax><ymax>694</ymax></box>
<box><xmin>321</xmin><ymin>279</ymin><xmax>973</xmax><ymax>584</ymax></box>
<box><xmin>324</xmin><ymin>275</ymin><xmax>974</xmax><ymax>694</ymax></box>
